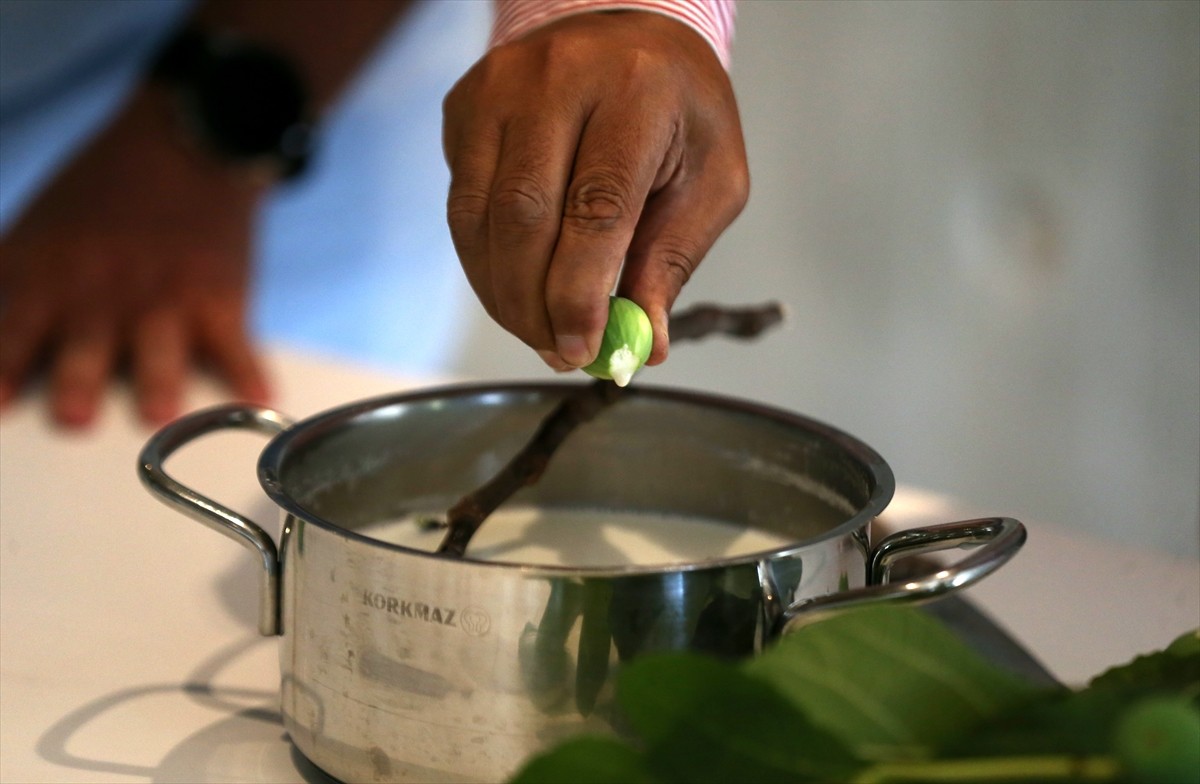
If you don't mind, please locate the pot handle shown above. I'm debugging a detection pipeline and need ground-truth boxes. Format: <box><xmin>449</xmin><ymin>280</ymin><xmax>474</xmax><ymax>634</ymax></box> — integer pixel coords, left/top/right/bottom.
<box><xmin>777</xmin><ymin>517</ymin><xmax>1025</xmax><ymax>634</ymax></box>
<box><xmin>137</xmin><ymin>404</ymin><xmax>294</xmax><ymax>636</ymax></box>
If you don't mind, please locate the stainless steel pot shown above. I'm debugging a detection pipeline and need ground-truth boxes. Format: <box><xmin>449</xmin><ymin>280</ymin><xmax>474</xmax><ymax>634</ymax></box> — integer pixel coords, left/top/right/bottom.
<box><xmin>138</xmin><ymin>383</ymin><xmax>1024</xmax><ymax>783</ymax></box>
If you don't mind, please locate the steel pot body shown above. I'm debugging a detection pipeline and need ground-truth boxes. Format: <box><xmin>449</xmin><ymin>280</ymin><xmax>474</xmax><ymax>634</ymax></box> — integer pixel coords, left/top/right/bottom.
<box><xmin>139</xmin><ymin>383</ymin><xmax>1024</xmax><ymax>783</ymax></box>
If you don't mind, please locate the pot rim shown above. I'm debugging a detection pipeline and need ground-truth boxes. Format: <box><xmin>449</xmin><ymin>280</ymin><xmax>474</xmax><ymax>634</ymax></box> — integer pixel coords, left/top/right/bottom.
<box><xmin>257</xmin><ymin>381</ymin><xmax>896</xmax><ymax>577</ymax></box>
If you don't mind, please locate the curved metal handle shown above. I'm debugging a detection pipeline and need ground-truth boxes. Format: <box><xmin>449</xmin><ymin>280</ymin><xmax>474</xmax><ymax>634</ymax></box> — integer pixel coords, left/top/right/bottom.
<box><xmin>778</xmin><ymin>517</ymin><xmax>1026</xmax><ymax>634</ymax></box>
<box><xmin>137</xmin><ymin>404</ymin><xmax>294</xmax><ymax>636</ymax></box>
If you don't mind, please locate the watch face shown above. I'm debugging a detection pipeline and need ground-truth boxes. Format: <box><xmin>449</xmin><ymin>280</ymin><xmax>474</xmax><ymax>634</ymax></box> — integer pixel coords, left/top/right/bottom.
<box><xmin>192</xmin><ymin>47</ymin><xmax>308</xmax><ymax>160</ymax></box>
<box><xmin>152</xmin><ymin>29</ymin><xmax>313</xmax><ymax>178</ymax></box>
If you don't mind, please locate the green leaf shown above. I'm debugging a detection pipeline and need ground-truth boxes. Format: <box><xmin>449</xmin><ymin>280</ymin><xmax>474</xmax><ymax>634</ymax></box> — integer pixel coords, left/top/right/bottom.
<box><xmin>618</xmin><ymin>653</ymin><xmax>863</xmax><ymax>783</ymax></box>
<box><xmin>1113</xmin><ymin>695</ymin><xmax>1200</xmax><ymax>784</ymax></box>
<box><xmin>950</xmin><ymin>686</ymin><xmax>1129</xmax><ymax>757</ymax></box>
<box><xmin>746</xmin><ymin>605</ymin><xmax>1038</xmax><ymax>759</ymax></box>
<box><xmin>510</xmin><ymin>736</ymin><xmax>658</xmax><ymax>784</ymax></box>
<box><xmin>954</xmin><ymin>628</ymin><xmax>1200</xmax><ymax>759</ymax></box>
<box><xmin>1089</xmin><ymin>628</ymin><xmax>1200</xmax><ymax>696</ymax></box>
<box><xmin>1166</xmin><ymin>628</ymin><xmax>1200</xmax><ymax>658</ymax></box>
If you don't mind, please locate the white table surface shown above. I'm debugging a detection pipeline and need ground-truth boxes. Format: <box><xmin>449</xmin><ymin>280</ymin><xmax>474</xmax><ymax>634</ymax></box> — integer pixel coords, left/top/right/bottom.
<box><xmin>2</xmin><ymin>348</ymin><xmax>1197</xmax><ymax>783</ymax></box>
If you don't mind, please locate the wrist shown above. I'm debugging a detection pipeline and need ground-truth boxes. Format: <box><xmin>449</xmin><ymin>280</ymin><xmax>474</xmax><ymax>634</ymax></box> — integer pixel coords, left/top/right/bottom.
<box><xmin>112</xmin><ymin>84</ymin><xmax>275</xmax><ymax>203</ymax></box>
<box><xmin>490</xmin><ymin>0</ymin><xmax>736</xmax><ymax>69</ymax></box>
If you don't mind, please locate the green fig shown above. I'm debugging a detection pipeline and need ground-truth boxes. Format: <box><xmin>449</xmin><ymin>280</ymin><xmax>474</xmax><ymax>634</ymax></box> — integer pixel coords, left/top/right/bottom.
<box><xmin>582</xmin><ymin>296</ymin><xmax>653</xmax><ymax>387</ymax></box>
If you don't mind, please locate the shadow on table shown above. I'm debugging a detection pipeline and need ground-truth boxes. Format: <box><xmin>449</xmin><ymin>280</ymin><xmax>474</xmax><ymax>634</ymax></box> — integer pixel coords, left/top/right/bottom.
<box><xmin>35</xmin><ymin>636</ymin><xmax>337</xmax><ymax>784</ymax></box>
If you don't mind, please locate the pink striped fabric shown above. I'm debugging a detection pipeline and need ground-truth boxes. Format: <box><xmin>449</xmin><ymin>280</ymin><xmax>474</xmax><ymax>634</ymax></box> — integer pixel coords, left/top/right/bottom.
<box><xmin>489</xmin><ymin>0</ymin><xmax>737</xmax><ymax>69</ymax></box>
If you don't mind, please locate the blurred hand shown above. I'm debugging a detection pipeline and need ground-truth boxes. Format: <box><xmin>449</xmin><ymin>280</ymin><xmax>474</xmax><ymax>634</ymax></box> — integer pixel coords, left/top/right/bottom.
<box><xmin>0</xmin><ymin>86</ymin><xmax>271</xmax><ymax>428</ymax></box>
<box><xmin>442</xmin><ymin>10</ymin><xmax>749</xmax><ymax>371</ymax></box>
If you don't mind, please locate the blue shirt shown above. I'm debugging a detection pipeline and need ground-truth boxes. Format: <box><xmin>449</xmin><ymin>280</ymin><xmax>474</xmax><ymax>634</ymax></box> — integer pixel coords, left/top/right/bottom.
<box><xmin>0</xmin><ymin>0</ymin><xmax>490</xmax><ymax>376</ymax></box>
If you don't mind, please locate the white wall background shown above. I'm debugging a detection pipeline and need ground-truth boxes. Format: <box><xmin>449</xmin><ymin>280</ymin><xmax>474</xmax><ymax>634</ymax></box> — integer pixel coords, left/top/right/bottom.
<box><xmin>447</xmin><ymin>0</ymin><xmax>1200</xmax><ymax>559</ymax></box>
<box><xmin>3</xmin><ymin>1</ymin><xmax>1190</xmax><ymax>557</ymax></box>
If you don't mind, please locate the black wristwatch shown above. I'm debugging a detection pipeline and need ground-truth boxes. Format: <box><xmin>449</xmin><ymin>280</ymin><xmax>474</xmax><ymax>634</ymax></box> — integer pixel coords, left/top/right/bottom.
<box><xmin>150</xmin><ymin>27</ymin><xmax>314</xmax><ymax>180</ymax></box>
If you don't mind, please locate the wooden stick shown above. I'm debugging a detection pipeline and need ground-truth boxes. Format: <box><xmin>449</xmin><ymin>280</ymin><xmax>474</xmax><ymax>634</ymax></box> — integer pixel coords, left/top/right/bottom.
<box><xmin>436</xmin><ymin>379</ymin><xmax>619</xmax><ymax>556</ymax></box>
<box><xmin>668</xmin><ymin>301</ymin><xmax>785</xmax><ymax>343</ymax></box>
<box><xmin>436</xmin><ymin>301</ymin><xmax>785</xmax><ymax>557</ymax></box>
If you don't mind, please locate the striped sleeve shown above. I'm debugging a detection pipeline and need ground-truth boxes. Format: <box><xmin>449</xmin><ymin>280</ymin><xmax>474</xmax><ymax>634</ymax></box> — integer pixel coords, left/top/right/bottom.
<box><xmin>489</xmin><ymin>0</ymin><xmax>736</xmax><ymax>70</ymax></box>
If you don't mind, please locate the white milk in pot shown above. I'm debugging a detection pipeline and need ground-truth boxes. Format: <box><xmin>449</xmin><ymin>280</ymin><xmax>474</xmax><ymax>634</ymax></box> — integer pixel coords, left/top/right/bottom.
<box><xmin>361</xmin><ymin>508</ymin><xmax>796</xmax><ymax>567</ymax></box>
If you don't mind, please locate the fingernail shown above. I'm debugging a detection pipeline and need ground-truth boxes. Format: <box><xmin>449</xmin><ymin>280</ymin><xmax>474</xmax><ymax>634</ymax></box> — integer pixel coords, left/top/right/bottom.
<box><xmin>537</xmin><ymin>350</ymin><xmax>571</xmax><ymax>372</ymax></box>
<box><xmin>54</xmin><ymin>392</ymin><xmax>97</xmax><ymax>430</ymax></box>
<box><xmin>140</xmin><ymin>395</ymin><xmax>178</xmax><ymax>425</ymax></box>
<box><xmin>555</xmin><ymin>334</ymin><xmax>591</xmax><ymax>367</ymax></box>
<box><xmin>649</xmin><ymin>312</ymin><xmax>670</xmax><ymax>366</ymax></box>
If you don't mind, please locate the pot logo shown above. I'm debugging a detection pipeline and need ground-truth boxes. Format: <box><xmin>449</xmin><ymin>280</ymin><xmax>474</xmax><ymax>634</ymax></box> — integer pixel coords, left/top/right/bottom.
<box><xmin>458</xmin><ymin>606</ymin><xmax>491</xmax><ymax>637</ymax></box>
<box><xmin>360</xmin><ymin>589</ymin><xmax>491</xmax><ymax>637</ymax></box>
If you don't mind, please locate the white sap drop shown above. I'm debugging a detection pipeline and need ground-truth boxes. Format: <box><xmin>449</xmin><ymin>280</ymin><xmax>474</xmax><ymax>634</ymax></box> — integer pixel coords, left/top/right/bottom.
<box><xmin>608</xmin><ymin>345</ymin><xmax>638</xmax><ymax>387</ymax></box>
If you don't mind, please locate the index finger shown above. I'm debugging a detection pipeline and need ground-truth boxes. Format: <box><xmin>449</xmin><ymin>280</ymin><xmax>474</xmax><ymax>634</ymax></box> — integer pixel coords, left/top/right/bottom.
<box><xmin>482</xmin><ymin>114</ymin><xmax>577</xmax><ymax>357</ymax></box>
<box><xmin>542</xmin><ymin>107</ymin><xmax>677</xmax><ymax>367</ymax></box>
